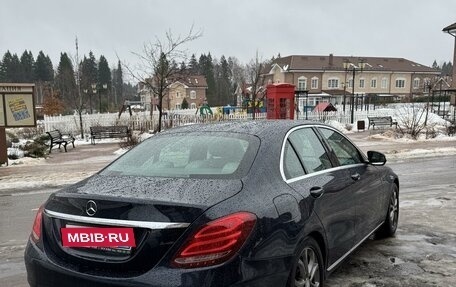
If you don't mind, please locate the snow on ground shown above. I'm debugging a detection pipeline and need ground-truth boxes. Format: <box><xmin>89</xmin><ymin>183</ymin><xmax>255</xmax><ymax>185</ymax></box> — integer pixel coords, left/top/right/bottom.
<box><xmin>386</xmin><ymin>147</ymin><xmax>456</xmax><ymax>160</ymax></box>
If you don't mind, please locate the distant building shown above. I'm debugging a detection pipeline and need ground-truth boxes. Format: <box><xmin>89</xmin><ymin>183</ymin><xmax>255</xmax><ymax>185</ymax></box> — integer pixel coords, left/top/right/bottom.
<box><xmin>138</xmin><ymin>75</ymin><xmax>208</xmax><ymax>111</ymax></box>
<box><xmin>262</xmin><ymin>54</ymin><xmax>440</xmax><ymax>109</ymax></box>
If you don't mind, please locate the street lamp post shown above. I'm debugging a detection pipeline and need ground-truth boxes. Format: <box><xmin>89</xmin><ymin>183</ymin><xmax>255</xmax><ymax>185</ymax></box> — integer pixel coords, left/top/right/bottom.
<box><xmin>424</xmin><ymin>79</ymin><xmax>432</xmax><ymax>126</ymax></box>
<box><xmin>83</xmin><ymin>89</ymin><xmax>93</xmax><ymax>114</ymax></box>
<box><xmin>343</xmin><ymin>59</ymin><xmax>366</xmax><ymax>124</ymax></box>
<box><xmin>92</xmin><ymin>83</ymin><xmax>108</xmax><ymax>113</ymax></box>
<box><xmin>342</xmin><ymin>60</ymin><xmax>349</xmax><ymax>113</ymax></box>
<box><xmin>91</xmin><ymin>83</ymin><xmax>97</xmax><ymax>113</ymax></box>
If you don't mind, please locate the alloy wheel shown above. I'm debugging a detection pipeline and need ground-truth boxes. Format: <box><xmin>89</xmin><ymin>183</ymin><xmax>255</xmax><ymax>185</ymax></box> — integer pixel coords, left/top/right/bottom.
<box><xmin>294</xmin><ymin>247</ymin><xmax>321</xmax><ymax>287</ymax></box>
<box><xmin>389</xmin><ymin>189</ymin><xmax>399</xmax><ymax>229</ymax></box>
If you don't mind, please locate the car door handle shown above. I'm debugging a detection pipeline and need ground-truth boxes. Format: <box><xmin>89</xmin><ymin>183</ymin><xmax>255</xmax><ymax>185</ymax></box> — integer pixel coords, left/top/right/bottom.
<box><xmin>310</xmin><ymin>186</ymin><xmax>324</xmax><ymax>198</ymax></box>
<box><xmin>351</xmin><ymin>173</ymin><xmax>361</xmax><ymax>181</ymax></box>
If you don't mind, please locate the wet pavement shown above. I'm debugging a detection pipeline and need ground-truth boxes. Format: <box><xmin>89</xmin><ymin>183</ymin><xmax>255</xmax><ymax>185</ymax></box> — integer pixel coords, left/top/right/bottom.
<box><xmin>326</xmin><ymin>156</ymin><xmax>456</xmax><ymax>287</ymax></box>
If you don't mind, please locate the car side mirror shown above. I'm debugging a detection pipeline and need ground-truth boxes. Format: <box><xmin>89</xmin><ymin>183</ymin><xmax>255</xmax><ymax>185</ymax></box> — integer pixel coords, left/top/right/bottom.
<box><xmin>367</xmin><ymin>151</ymin><xmax>386</xmax><ymax>166</ymax></box>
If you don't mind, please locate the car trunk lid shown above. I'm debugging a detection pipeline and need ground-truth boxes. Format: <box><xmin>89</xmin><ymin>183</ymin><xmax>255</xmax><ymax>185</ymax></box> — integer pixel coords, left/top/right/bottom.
<box><xmin>41</xmin><ymin>175</ymin><xmax>243</xmax><ymax>276</ymax></box>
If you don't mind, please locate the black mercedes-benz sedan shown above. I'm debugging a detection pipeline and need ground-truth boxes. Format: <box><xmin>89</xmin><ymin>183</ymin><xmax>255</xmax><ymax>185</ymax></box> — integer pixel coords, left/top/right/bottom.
<box><xmin>25</xmin><ymin>121</ymin><xmax>399</xmax><ymax>287</ymax></box>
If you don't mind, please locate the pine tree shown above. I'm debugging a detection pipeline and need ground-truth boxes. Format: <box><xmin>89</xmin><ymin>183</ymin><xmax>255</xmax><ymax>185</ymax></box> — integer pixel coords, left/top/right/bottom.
<box><xmin>55</xmin><ymin>53</ymin><xmax>77</xmax><ymax>114</ymax></box>
<box><xmin>79</xmin><ymin>52</ymin><xmax>98</xmax><ymax>112</ymax></box>
<box><xmin>80</xmin><ymin>52</ymin><xmax>98</xmax><ymax>90</ymax></box>
<box><xmin>218</xmin><ymin>55</ymin><xmax>232</xmax><ymax>105</ymax></box>
<box><xmin>199</xmin><ymin>53</ymin><xmax>216</xmax><ymax>105</ymax></box>
<box><xmin>112</xmin><ymin>60</ymin><xmax>123</xmax><ymax>106</ymax></box>
<box><xmin>44</xmin><ymin>55</ymin><xmax>54</xmax><ymax>81</ymax></box>
<box><xmin>432</xmin><ymin>60</ymin><xmax>440</xmax><ymax>70</ymax></box>
<box><xmin>20</xmin><ymin>50</ymin><xmax>35</xmax><ymax>82</ymax></box>
<box><xmin>188</xmin><ymin>54</ymin><xmax>199</xmax><ymax>74</ymax></box>
<box><xmin>34</xmin><ymin>51</ymin><xmax>54</xmax><ymax>82</ymax></box>
<box><xmin>0</xmin><ymin>51</ymin><xmax>14</xmax><ymax>82</ymax></box>
<box><xmin>181</xmin><ymin>97</ymin><xmax>189</xmax><ymax>109</ymax></box>
<box><xmin>97</xmin><ymin>55</ymin><xmax>112</xmax><ymax>112</ymax></box>
<box><xmin>9</xmin><ymin>53</ymin><xmax>22</xmax><ymax>82</ymax></box>
<box><xmin>0</xmin><ymin>52</ymin><xmax>23</xmax><ymax>82</ymax></box>
<box><xmin>442</xmin><ymin>61</ymin><xmax>453</xmax><ymax>76</ymax></box>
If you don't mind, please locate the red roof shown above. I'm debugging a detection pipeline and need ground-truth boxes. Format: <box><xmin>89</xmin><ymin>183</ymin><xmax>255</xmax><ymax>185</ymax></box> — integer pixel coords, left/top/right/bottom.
<box><xmin>313</xmin><ymin>102</ymin><xmax>337</xmax><ymax>112</ymax></box>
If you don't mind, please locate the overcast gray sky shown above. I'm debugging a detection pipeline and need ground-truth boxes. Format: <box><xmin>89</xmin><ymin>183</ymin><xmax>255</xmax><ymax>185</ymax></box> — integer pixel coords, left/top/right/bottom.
<box><xmin>1</xmin><ymin>0</ymin><xmax>455</xmax><ymax>73</ymax></box>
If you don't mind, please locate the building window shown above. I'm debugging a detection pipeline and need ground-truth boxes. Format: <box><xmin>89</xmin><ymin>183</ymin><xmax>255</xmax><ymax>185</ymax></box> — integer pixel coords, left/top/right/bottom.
<box><xmin>190</xmin><ymin>90</ymin><xmax>196</xmax><ymax>99</ymax></box>
<box><xmin>347</xmin><ymin>78</ymin><xmax>353</xmax><ymax>88</ymax></box>
<box><xmin>327</xmin><ymin>78</ymin><xmax>339</xmax><ymax>89</ymax></box>
<box><xmin>359</xmin><ymin>78</ymin><xmax>365</xmax><ymax>88</ymax></box>
<box><xmin>395</xmin><ymin>79</ymin><xmax>406</xmax><ymax>88</ymax></box>
<box><xmin>371</xmin><ymin>78</ymin><xmax>377</xmax><ymax>88</ymax></box>
<box><xmin>311</xmin><ymin>77</ymin><xmax>319</xmax><ymax>89</ymax></box>
<box><xmin>381</xmin><ymin>78</ymin><xmax>388</xmax><ymax>89</ymax></box>
<box><xmin>413</xmin><ymin>78</ymin><xmax>420</xmax><ymax>89</ymax></box>
<box><xmin>175</xmin><ymin>103</ymin><xmax>181</xmax><ymax>110</ymax></box>
<box><xmin>191</xmin><ymin>103</ymin><xmax>197</xmax><ymax>109</ymax></box>
<box><xmin>298</xmin><ymin>76</ymin><xmax>307</xmax><ymax>90</ymax></box>
<box><xmin>176</xmin><ymin>92</ymin><xmax>180</xmax><ymax>98</ymax></box>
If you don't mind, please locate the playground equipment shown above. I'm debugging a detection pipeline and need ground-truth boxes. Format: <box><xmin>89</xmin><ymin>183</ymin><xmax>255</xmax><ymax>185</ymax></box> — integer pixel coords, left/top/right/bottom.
<box><xmin>118</xmin><ymin>100</ymin><xmax>145</xmax><ymax>118</ymax></box>
<box><xmin>196</xmin><ymin>103</ymin><xmax>213</xmax><ymax>116</ymax></box>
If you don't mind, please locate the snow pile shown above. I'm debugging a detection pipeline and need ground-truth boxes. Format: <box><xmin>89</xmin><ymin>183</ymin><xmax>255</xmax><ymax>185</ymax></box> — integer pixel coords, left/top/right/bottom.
<box><xmin>327</xmin><ymin>120</ymin><xmax>352</xmax><ymax>133</ymax></box>
<box><xmin>386</xmin><ymin>147</ymin><xmax>456</xmax><ymax>160</ymax></box>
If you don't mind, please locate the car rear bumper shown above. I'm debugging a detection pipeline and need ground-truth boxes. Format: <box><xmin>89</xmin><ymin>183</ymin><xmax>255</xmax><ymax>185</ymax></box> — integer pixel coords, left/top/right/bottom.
<box><xmin>25</xmin><ymin>241</ymin><xmax>290</xmax><ymax>287</ymax></box>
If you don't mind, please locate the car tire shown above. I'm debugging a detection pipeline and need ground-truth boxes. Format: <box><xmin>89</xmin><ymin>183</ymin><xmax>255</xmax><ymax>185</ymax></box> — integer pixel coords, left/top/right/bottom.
<box><xmin>376</xmin><ymin>185</ymin><xmax>399</xmax><ymax>239</ymax></box>
<box><xmin>287</xmin><ymin>237</ymin><xmax>324</xmax><ymax>287</ymax></box>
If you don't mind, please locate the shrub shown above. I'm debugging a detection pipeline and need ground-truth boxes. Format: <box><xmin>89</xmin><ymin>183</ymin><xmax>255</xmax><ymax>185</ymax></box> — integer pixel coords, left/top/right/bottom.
<box><xmin>16</xmin><ymin>127</ymin><xmax>43</xmax><ymax>140</ymax></box>
<box><xmin>5</xmin><ymin>130</ymin><xmax>19</xmax><ymax>148</ymax></box>
<box><xmin>119</xmin><ymin>133</ymin><xmax>141</xmax><ymax>149</ymax></box>
<box><xmin>8</xmin><ymin>153</ymin><xmax>20</xmax><ymax>160</ymax></box>
<box><xmin>345</xmin><ymin>123</ymin><xmax>353</xmax><ymax>131</ymax></box>
<box><xmin>22</xmin><ymin>134</ymin><xmax>49</xmax><ymax>158</ymax></box>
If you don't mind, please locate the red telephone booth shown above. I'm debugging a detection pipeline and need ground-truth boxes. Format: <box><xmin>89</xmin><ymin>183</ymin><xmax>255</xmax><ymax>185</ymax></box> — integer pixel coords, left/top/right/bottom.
<box><xmin>266</xmin><ymin>83</ymin><xmax>295</xmax><ymax>119</ymax></box>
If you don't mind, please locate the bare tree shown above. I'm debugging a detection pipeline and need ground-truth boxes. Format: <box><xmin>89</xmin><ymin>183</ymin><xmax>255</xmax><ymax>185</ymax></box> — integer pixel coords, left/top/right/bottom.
<box><xmin>122</xmin><ymin>27</ymin><xmax>201</xmax><ymax>132</ymax></box>
<box><xmin>228</xmin><ymin>56</ymin><xmax>246</xmax><ymax>105</ymax></box>
<box><xmin>246</xmin><ymin>51</ymin><xmax>267</xmax><ymax>119</ymax></box>
<box><xmin>396</xmin><ymin>104</ymin><xmax>428</xmax><ymax>140</ymax></box>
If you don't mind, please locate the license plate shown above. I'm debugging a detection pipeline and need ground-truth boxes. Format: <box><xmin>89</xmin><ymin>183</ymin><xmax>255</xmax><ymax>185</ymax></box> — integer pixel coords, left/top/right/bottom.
<box><xmin>61</xmin><ymin>225</ymin><xmax>136</xmax><ymax>250</ymax></box>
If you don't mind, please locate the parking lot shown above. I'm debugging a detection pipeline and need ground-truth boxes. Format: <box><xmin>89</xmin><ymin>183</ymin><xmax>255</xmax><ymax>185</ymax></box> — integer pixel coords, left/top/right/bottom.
<box><xmin>1</xmin><ymin>135</ymin><xmax>455</xmax><ymax>286</ymax></box>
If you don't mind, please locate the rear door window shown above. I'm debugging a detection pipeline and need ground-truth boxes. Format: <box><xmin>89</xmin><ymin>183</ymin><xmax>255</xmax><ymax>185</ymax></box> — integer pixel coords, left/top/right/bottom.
<box><xmin>287</xmin><ymin>128</ymin><xmax>333</xmax><ymax>174</ymax></box>
<box><xmin>318</xmin><ymin>128</ymin><xmax>364</xmax><ymax>166</ymax></box>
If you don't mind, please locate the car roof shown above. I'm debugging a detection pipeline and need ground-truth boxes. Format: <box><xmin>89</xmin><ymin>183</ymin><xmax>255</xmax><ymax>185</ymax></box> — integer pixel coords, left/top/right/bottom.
<box><xmin>161</xmin><ymin>120</ymin><xmax>325</xmax><ymax>140</ymax></box>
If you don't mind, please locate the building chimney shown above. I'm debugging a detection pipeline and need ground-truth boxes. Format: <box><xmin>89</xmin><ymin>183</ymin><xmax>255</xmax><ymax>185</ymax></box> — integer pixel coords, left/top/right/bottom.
<box><xmin>329</xmin><ymin>54</ymin><xmax>334</xmax><ymax>66</ymax></box>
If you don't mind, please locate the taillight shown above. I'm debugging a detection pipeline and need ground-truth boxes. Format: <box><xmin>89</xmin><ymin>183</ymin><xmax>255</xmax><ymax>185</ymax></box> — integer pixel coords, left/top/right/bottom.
<box><xmin>172</xmin><ymin>212</ymin><xmax>256</xmax><ymax>268</ymax></box>
<box><xmin>31</xmin><ymin>206</ymin><xmax>44</xmax><ymax>243</ymax></box>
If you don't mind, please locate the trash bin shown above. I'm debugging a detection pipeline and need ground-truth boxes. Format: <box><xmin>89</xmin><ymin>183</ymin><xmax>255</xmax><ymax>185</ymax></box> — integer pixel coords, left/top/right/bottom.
<box><xmin>357</xmin><ymin>120</ymin><xmax>365</xmax><ymax>131</ymax></box>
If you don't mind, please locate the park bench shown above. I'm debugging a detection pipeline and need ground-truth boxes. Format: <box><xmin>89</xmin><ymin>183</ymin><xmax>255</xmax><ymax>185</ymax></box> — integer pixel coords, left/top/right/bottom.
<box><xmin>46</xmin><ymin>130</ymin><xmax>75</xmax><ymax>153</ymax></box>
<box><xmin>368</xmin><ymin>116</ymin><xmax>398</xmax><ymax>130</ymax></box>
<box><xmin>90</xmin><ymin>125</ymin><xmax>131</xmax><ymax>145</ymax></box>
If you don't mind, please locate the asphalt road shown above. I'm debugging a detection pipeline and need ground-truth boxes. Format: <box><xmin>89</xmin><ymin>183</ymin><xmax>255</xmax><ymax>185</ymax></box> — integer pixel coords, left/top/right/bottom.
<box><xmin>1</xmin><ymin>155</ymin><xmax>455</xmax><ymax>286</ymax></box>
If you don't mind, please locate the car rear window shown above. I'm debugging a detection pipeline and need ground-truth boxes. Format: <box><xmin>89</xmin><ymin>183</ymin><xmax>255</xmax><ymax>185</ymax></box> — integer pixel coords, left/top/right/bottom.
<box><xmin>101</xmin><ymin>132</ymin><xmax>259</xmax><ymax>179</ymax></box>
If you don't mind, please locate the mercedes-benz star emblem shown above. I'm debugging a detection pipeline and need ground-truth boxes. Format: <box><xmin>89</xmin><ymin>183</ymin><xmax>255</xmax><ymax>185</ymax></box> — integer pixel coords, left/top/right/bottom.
<box><xmin>85</xmin><ymin>200</ymin><xmax>97</xmax><ymax>217</ymax></box>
